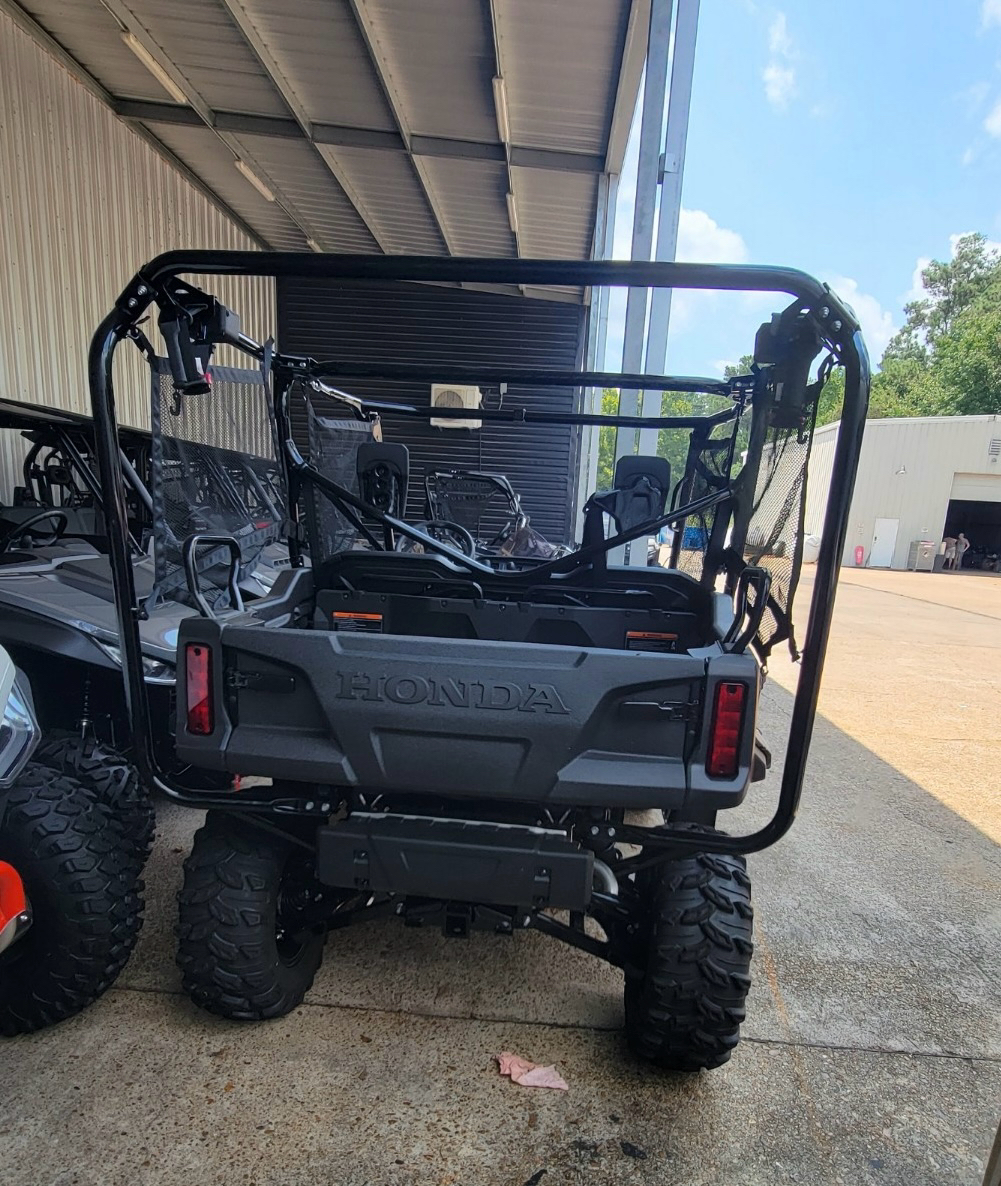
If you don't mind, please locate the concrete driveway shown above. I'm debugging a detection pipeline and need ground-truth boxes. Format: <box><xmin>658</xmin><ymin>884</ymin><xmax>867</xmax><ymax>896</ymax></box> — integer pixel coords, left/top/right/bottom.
<box><xmin>2</xmin><ymin>569</ymin><xmax>999</xmax><ymax>1185</ymax></box>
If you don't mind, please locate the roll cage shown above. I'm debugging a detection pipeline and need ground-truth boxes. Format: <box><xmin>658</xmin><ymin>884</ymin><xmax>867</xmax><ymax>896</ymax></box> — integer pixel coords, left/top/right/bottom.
<box><xmin>89</xmin><ymin>253</ymin><xmax>870</xmax><ymax>857</ymax></box>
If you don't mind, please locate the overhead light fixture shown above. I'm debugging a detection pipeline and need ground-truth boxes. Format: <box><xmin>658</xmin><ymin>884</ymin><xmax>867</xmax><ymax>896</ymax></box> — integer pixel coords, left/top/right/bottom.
<box><xmin>506</xmin><ymin>191</ymin><xmax>519</xmax><ymax>237</ymax></box>
<box><xmin>895</xmin><ymin>465</ymin><xmax>907</xmax><ymax>475</ymax></box>
<box><xmin>121</xmin><ymin>32</ymin><xmax>187</xmax><ymax>105</ymax></box>
<box><xmin>492</xmin><ymin>76</ymin><xmax>511</xmax><ymax>144</ymax></box>
<box><xmin>234</xmin><ymin>159</ymin><xmax>276</xmax><ymax>202</ymax></box>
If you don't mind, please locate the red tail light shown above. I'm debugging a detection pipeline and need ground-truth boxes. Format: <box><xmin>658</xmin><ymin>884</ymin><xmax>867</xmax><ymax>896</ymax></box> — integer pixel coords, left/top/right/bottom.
<box><xmin>185</xmin><ymin>643</ymin><xmax>213</xmax><ymax>735</ymax></box>
<box><xmin>706</xmin><ymin>681</ymin><xmax>747</xmax><ymax>779</ymax></box>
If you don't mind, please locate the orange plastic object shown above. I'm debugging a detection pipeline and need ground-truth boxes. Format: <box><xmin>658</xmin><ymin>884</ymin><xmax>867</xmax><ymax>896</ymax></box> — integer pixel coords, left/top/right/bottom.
<box><xmin>0</xmin><ymin>860</ymin><xmax>27</xmax><ymax>931</ymax></box>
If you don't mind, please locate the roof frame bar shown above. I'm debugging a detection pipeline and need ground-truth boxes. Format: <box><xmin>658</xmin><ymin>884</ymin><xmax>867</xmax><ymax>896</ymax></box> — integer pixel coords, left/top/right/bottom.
<box><xmin>113</xmin><ymin>98</ymin><xmax>607</xmax><ymax>174</ymax></box>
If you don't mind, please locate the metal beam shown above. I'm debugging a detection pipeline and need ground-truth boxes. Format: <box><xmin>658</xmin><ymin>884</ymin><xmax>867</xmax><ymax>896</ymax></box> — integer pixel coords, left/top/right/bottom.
<box><xmin>638</xmin><ymin>0</ymin><xmax>701</xmax><ymax>458</ymax></box>
<box><xmin>606</xmin><ymin>0</ymin><xmax>651</xmax><ymax>174</ymax></box>
<box><xmin>346</xmin><ymin>0</ymin><xmax>455</xmax><ymax>255</ymax></box>
<box><xmin>217</xmin><ymin>0</ymin><xmax>392</xmax><ymax>253</ymax></box>
<box><xmin>489</xmin><ymin>0</ymin><xmax>522</xmax><ymax>259</ymax></box>
<box><xmin>0</xmin><ymin>0</ymin><xmax>269</xmax><ymax>248</ymax></box>
<box><xmin>100</xmin><ymin>0</ymin><xmax>332</xmax><ymax>252</ymax></box>
<box><xmin>576</xmin><ymin>171</ymin><xmax>620</xmax><ymax>537</ymax></box>
<box><xmin>613</xmin><ymin>0</ymin><xmax>674</xmax><ymax>564</ymax></box>
<box><xmin>112</xmin><ymin>98</ymin><xmax>608</xmax><ymax>173</ymax></box>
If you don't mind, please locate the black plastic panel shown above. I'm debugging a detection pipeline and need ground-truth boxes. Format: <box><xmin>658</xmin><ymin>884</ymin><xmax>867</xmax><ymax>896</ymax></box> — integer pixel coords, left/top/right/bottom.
<box><xmin>316</xmin><ymin>813</ymin><xmax>594</xmax><ymax>910</ymax></box>
<box><xmin>175</xmin><ymin>618</ymin><xmax>759</xmax><ymax>812</ymax></box>
<box><xmin>316</xmin><ymin>589</ymin><xmax>699</xmax><ymax>653</ymax></box>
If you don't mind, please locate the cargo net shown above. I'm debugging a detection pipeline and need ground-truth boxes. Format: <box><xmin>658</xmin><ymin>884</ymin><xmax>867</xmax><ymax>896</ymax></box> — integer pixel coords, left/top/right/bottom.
<box><xmin>737</xmin><ymin>423</ymin><xmax>814</xmax><ymax>659</ymax></box>
<box><xmin>150</xmin><ymin>360</ymin><xmax>285</xmax><ymax>609</ymax></box>
<box><xmin>303</xmin><ymin>392</ymin><xmax>377</xmax><ymax>562</ymax></box>
<box><xmin>729</xmin><ymin>364</ymin><xmax>826</xmax><ymax>662</ymax></box>
<box><xmin>674</xmin><ymin>429</ymin><xmax>737</xmax><ymax>583</ymax></box>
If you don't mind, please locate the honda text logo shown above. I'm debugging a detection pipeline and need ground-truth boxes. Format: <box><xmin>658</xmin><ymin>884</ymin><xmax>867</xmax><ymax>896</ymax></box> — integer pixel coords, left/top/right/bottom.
<box><xmin>335</xmin><ymin>671</ymin><xmax>570</xmax><ymax>715</ymax></box>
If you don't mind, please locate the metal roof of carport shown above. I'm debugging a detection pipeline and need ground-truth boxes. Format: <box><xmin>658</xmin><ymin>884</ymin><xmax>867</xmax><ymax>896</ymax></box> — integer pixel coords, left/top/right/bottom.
<box><xmin>2</xmin><ymin>0</ymin><xmax>646</xmax><ymax>290</ymax></box>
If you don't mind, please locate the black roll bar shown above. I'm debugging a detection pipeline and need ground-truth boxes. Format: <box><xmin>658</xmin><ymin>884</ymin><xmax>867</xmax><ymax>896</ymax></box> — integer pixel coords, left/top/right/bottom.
<box><xmin>89</xmin><ymin>254</ymin><xmax>869</xmax><ymax>857</ymax></box>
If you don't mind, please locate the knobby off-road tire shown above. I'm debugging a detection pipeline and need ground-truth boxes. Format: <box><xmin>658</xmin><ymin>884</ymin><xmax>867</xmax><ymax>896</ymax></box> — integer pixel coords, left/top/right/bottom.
<box><xmin>35</xmin><ymin>732</ymin><xmax>154</xmax><ymax>868</ymax></box>
<box><xmin>624</xmin><ymin>845</ymin><xmax>753</xmax><ymax>1071</ymax></box>
<box><xmin>176</xmin><ymin>812</ymin><xmax>325</xmax><ymax>1021</ymax></box>
<box><xmin>0</xmin><ymin>763</ymin><xmax>144</xmax><ymax>1036</ymax></box>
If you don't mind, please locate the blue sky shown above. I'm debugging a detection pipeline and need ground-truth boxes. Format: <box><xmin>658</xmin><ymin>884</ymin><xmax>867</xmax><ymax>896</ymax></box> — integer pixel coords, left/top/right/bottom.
<box><xmin>607</xmin><ymin>0</ymin><xmax>1001</xmax><ymax>377</ymax></box>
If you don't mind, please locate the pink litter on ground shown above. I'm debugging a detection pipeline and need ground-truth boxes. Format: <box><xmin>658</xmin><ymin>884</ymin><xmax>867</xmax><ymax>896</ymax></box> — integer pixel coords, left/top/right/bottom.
<box><xmin>496</xmin><ymin>1052</ymin><xmax>569</xmax><ymax>1091</ymax></box>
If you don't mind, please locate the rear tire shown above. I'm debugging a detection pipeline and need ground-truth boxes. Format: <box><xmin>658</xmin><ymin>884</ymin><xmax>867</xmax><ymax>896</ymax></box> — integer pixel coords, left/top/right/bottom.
<box><xmin>34</xmin><ymin>732</ymin><xmax>154</xmax><ymax>867</ymax></box>
<box><xmin>0</xmin><ymin>763</ymin><xmax>144</xmax><ymax>1036</ymax></box>
<box><xmin>176</xmin><ymin>812</ymin><xmax>325</xmax><ymax>1020</ymax></box>
<box><xmin>624</xmin><ymin>844</ymin><xmax>753</xmax><ymax>1071</ymax></box>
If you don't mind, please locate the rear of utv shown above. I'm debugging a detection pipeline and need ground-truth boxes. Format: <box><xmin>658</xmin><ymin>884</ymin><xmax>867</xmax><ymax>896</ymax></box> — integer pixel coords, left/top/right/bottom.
<box><xmin>90</xmin><ymin>254</ymin><xmax>868</xmax><ymax>1072</ymax></box>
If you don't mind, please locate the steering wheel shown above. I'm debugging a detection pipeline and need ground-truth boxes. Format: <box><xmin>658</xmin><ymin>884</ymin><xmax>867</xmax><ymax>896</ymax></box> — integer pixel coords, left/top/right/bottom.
<box><xmin>394</xmin><ymin>520</ymin><xmax>476</xmax><ymax>558</ymax></box>
<box><xmin>0</xmin><ymin>509</ymin><xmax>69</xmax><ymax>553</ymax></box>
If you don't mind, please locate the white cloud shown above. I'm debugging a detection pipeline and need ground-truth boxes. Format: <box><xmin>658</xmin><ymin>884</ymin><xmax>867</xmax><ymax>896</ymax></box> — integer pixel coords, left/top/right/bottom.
<box><xmin>949</xmin><ymin>230</ymin><xmax>1001</xmax><ymax>255</ymax></box>
<box><xmin>676</xmin><ymin>208</ymin><xmax>749</xmax><ymax>264</ymax></box>
<box><xmin>961</xmin><ymin>146</ymin><xmax>976</xmax><ymax>166</ymax></box>
<box><xmin>827</xmin><ymin>276</ymin><xmax>897</xmax><ymax>361</ymax></box>
<box><xmin>768</xmin><ymin>12</ymin><xmax>794</xmax><ymax>56</ymax></box>
<box><xmin>763</xmin><ymin>64</ymin><xmax>796</xmax><ymax>109</ymax></box>
<box><xmin>905</xmin><ymin>256</ymin><xmax>931</xmax><ymax>304</ymax></box>
<box><xmin>984</xmin><ymin>97</ymin><xmax>1001</xmax><ymax>137</ymax></box>
<box><xmin>982</xmin><ymin>0</ymin><xmax>1001</xmax><ymax>28</ymax></box>
<box><xmin>960</xmin><ymin>80</ymin><xmax>990</xmax><ymax>116</ymax></box>
<box><xmin>762</xmin><ymin>10</ymin><xmax>797</xmax><ymax>110</ymax></box>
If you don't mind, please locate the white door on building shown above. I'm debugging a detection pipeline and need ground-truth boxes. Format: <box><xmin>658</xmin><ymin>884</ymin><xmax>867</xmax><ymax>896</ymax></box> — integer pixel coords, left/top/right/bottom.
<box><xmin>870</xmin><ymin>518</ymin><xmax>898</xmax><ymax>567</ymax></box>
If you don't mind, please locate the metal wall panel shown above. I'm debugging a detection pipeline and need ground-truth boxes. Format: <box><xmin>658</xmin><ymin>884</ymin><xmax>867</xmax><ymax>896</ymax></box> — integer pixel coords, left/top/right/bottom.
<box><xmin>278</xmin><ymin>278</ymin><xmax>585</xmax><ymax>543</ymax></box>
<box><xmin>496</xmin><ymin>0</ymin><xmax>629</xmax><ymax>155</ymax></box>
<box><xmin>364</xmin><ymin>0</ymin><xmax>498</xmax><ymax>143</ymax></box>
<box><xmin>806</xmin><ymin>416</ymin><xmax>1001</xmax><ymax>568</ymax></box>
<box><xmin>238</xmin><ymin>0</ymin><xmax>398</xmax><ymax>129</ymax></box>
<box><xmin>418</xmin><ymin>157</ymin><xmax>515</xmax><ymax>257</ymax></box>
<box><xmin>0</xmin><ymin>11</ymin><xmax>276</xmax><ymax>433</ymax></box>
<box><xmin>145</xmin><ymin>121</ymin><xmax>308</xmax><ymax>251</ymax></box>
<box><xmin>511</xmin><ymin>167</ymin><xmax>599</xmax><ymax>259</ymax></box>
<box><xmin>317</xmin><ymin>144</ymin><xmax>447</xmax><ymax>255</ymax></box>
<box><xmin>121</xmin><ymin>0</ymin><xmax>289</xmax><ymax>116</ymax></box>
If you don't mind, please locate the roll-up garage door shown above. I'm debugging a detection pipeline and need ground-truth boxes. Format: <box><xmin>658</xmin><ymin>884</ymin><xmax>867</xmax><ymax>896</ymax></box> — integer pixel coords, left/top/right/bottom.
<box><xmin>278</xmin><ymin>278</ymin><xmax>586</xmax><ymax>545</ymax></box>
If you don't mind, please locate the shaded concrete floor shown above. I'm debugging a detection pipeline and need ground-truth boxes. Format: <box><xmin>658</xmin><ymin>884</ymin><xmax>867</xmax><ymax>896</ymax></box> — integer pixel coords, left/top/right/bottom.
<box><xmin>2</xmin><ymin>577</ymin><xmax>1000</xmax><ymax>1185</ymax></box>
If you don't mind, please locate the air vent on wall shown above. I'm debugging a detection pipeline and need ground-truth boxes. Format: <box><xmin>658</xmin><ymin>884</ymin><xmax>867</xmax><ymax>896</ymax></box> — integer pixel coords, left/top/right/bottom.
<box><xmin>430</xmin><ymin>384</ymin><xmax>482</xmax><ymax>430</ymax></box>
<box><xmin>989</xmin><ymin>438</ymin><xmax>1000</xmax><ymax>457</ymax></box>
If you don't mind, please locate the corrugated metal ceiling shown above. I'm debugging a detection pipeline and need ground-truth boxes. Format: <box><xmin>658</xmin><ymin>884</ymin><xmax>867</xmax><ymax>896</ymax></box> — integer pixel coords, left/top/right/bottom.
<box><xmin>362</xmin><ymin>0</ymin><xmax>498</xmax><ymax>143</ymax></box>
<box><xmin>10</xmin><ymin>0</ymin><xmax>644</xmax><ymax>291</ymax></box>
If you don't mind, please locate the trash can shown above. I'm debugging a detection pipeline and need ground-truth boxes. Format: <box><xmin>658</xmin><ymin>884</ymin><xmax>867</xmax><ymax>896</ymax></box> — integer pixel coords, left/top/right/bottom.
<box><xmin>907</xmin><ymin>539</ymin><xmax>936</xmax><ymax>572</ymax></box>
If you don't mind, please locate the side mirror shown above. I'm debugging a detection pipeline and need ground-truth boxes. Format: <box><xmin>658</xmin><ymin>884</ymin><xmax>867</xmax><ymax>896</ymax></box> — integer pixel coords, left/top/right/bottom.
<box><xmin>357</xmin><ymin>443</ymin><xmax>409</xmax><ymax>515</ymax></box>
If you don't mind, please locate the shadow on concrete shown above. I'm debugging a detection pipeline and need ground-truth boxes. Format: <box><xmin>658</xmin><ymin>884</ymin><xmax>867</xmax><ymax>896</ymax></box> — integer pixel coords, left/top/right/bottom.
<box><xmin>5</xmin><ymin>683</ymin><xmax>998</xmax><ymax>1186</ymax></box>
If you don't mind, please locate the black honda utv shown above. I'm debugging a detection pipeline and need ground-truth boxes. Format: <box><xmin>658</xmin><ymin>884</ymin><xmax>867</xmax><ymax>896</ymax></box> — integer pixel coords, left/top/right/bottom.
<box><xmin>90</xmin><ymin>254</ymin><xmax>868</xmax><ymax>1072</ymax></box>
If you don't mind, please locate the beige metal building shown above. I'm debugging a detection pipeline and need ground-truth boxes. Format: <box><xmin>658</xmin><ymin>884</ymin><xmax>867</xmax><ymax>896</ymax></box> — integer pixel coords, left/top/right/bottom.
<box><xmin>0</xmin><ymin>0</ymin><xmax>647</xmax><ymax>514</ymax></box>
<box><xmin>806</xmin><ymin>415</ymin><xmax>1001</xmax><ymax>570</ymax></box>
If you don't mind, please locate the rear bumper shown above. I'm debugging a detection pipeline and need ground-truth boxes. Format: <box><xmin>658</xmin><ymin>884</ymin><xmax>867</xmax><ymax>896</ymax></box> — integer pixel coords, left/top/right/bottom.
<box><xmin>176</xmin><ymin>622</ymin><xmax>760</xmax><ymax>813</ymax></box>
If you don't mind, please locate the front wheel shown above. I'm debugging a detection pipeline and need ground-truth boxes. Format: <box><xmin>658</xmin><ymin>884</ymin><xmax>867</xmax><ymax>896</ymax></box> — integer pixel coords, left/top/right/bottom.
<box><xmin>0</xmin><ymin>764</ymin><xmax>144</xmax><ymax>1036</ymax></box>
<box><xmin>176</xmin><ymin>813</ymin><xmax>326</xmax><ymax>1020</ymax></box>
<box><xmin>624</xmin><ymin>844</ymin><xmax>753</xmax><ymax>1072</ymax></box>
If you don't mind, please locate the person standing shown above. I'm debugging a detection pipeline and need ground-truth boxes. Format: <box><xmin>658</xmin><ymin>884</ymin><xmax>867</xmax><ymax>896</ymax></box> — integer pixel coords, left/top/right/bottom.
<box><xmin>954</xmin><ymin>532</ymin><xmax>970</xmax><ymax>571</ymax></box>
<box><xmin>943</xmin><ymin>535</ymin><xmax>957</xmax><ymax>570</ymax></box>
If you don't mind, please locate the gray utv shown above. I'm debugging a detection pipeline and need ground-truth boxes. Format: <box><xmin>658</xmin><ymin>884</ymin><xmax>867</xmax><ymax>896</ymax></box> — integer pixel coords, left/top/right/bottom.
<box><xmin>89</xmin><ymin>253</ymin><xmax>868</xmax><ymax>1071</ymax></box>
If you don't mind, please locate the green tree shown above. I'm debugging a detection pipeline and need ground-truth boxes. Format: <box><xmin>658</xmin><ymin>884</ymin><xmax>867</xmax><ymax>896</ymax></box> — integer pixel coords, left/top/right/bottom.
<box><xmin>595</xmin><ymin>388</ymin><xmax>619</xmax><ymax>490</ymax></box>
<box><xmin>874</xmin><ymin>233</ymin><xmax>1001</xmax><ymax>418</ymax></box>
<box><xmin>885</xmin><ymin>233</ymin><xmax>1001</xmax><ymax>364</ymax></box>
